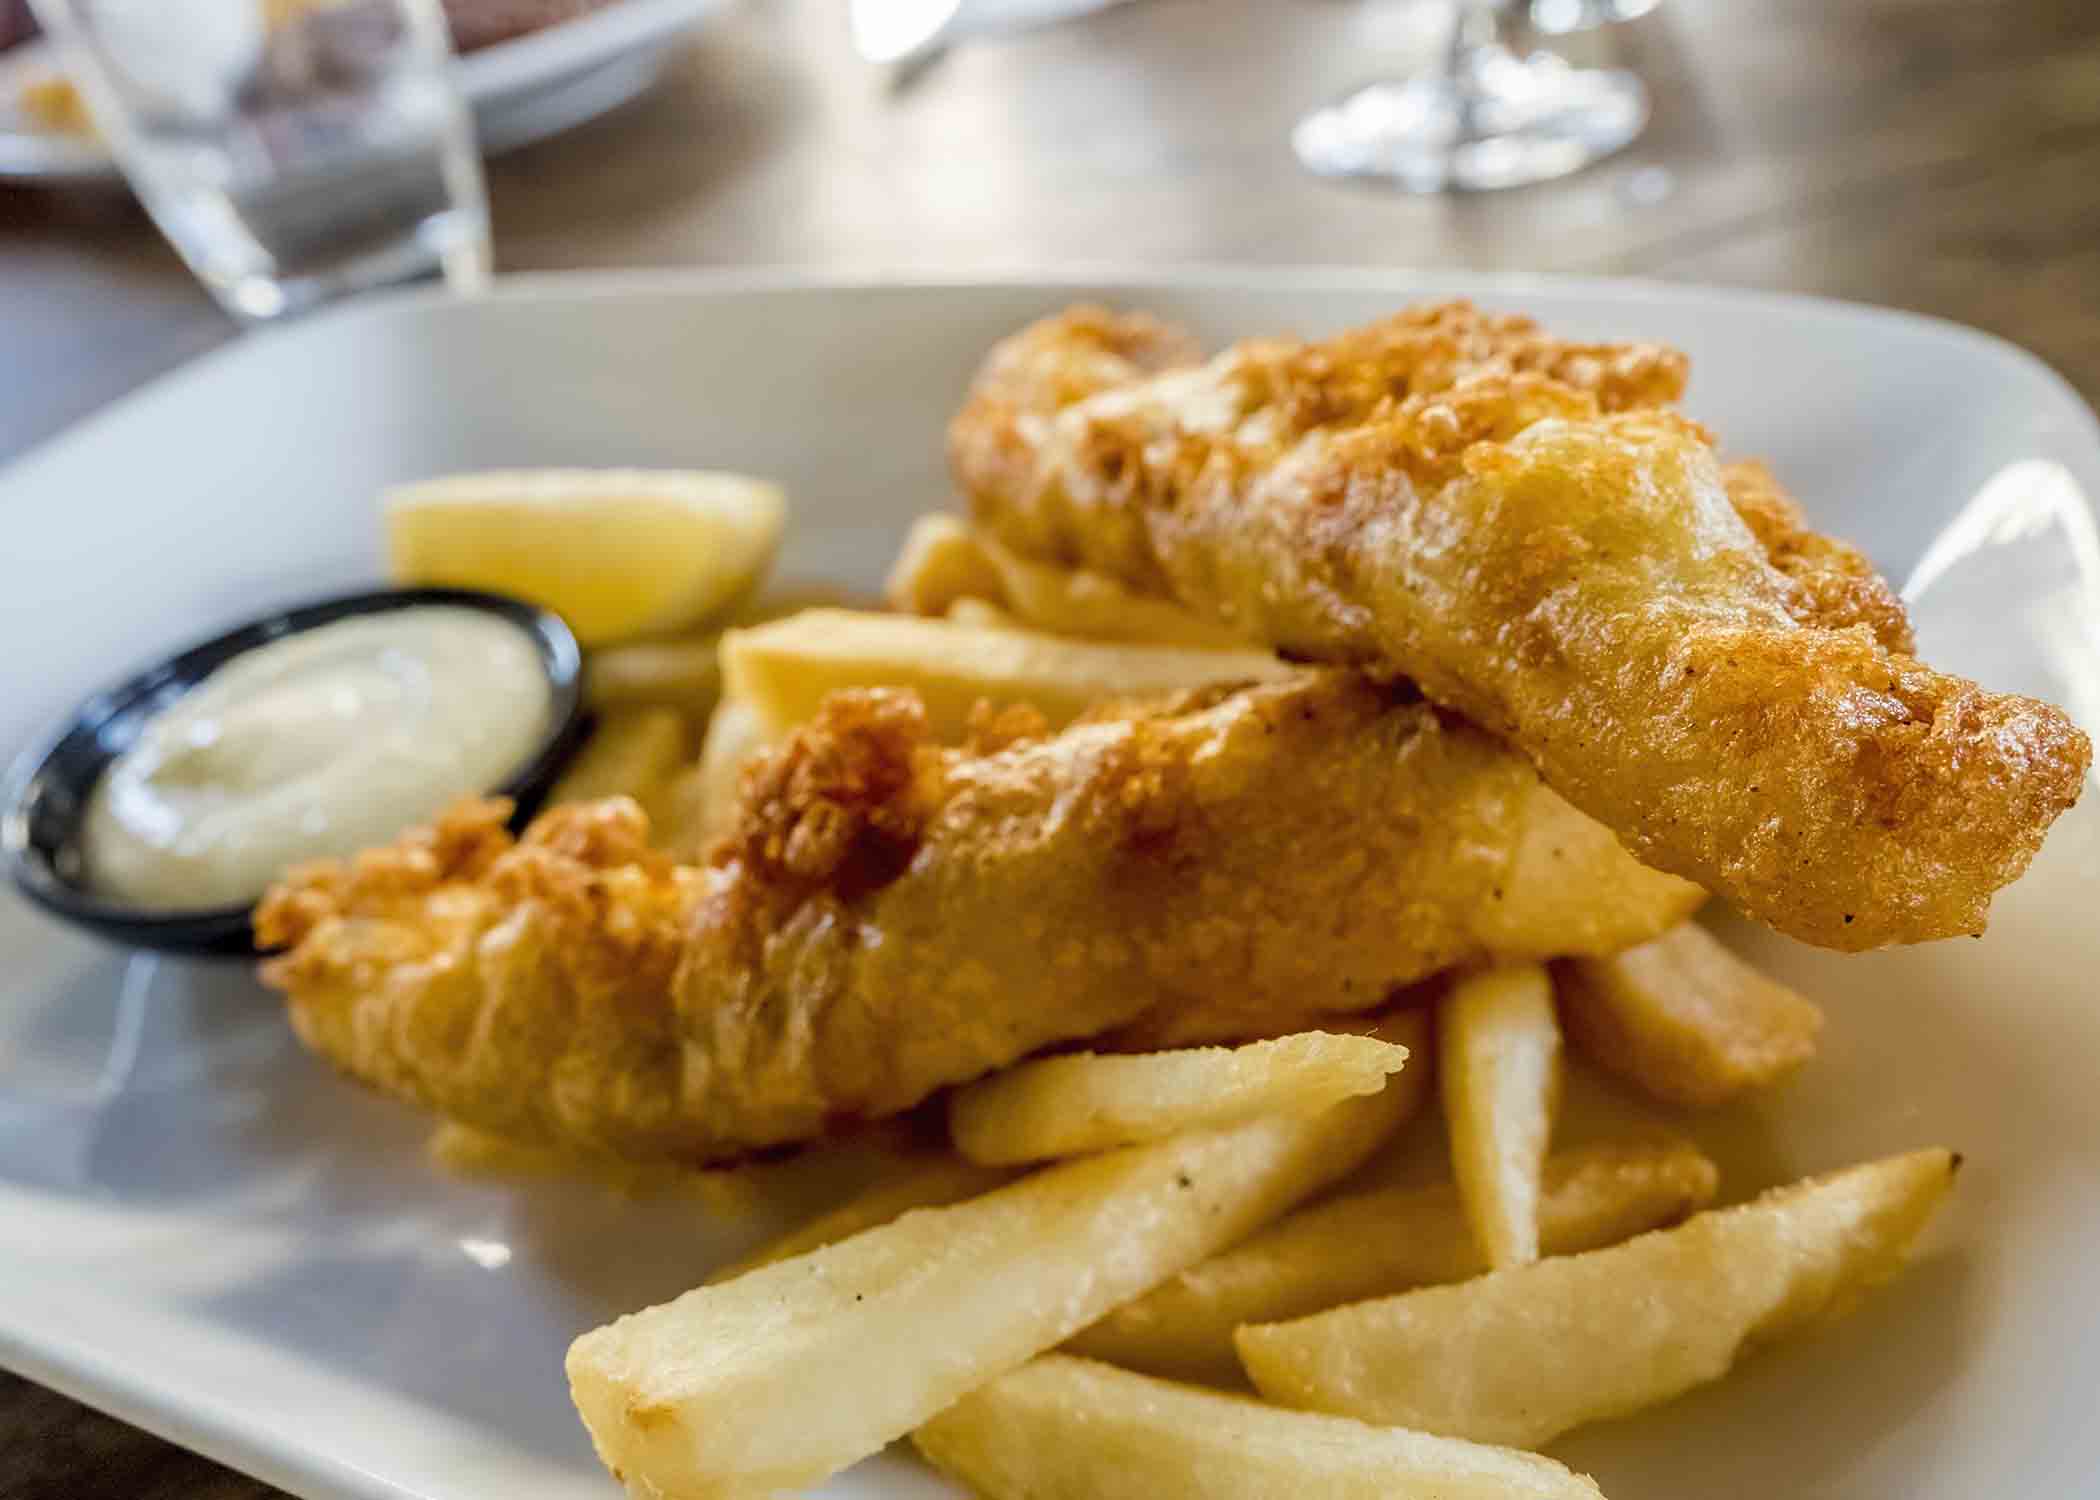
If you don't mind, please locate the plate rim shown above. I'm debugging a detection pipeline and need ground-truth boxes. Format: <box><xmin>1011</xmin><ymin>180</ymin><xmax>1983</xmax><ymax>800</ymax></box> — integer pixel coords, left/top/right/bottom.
<box><xmin>6</xmin><ymin>265</ymin><xmax>2096</xmax><ymax>485</ymax></box>
<box><xmin>0</xmin><ymin>1315</ymin><xmax>427</xmax><ymax>1500</ymax></box>
<box><xmin>454</xmin><ymin>0</ymin><xmax>728</xmax><ymax>98</ymax></box>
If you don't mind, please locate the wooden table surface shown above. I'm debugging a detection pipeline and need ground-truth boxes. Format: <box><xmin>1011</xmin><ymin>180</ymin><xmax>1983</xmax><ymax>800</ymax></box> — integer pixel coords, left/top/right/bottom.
<box><xmin>2</xmin><ymin>0</ymin><xmax>2097</xmax><ymax>1492</ymax></box>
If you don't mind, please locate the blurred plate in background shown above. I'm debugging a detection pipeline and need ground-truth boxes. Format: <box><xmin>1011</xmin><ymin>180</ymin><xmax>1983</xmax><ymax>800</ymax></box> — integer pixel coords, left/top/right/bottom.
<box><xmin>0</xmin><ymin>0</ymin><xmax>729</xmax><ymax>185</ymax></box>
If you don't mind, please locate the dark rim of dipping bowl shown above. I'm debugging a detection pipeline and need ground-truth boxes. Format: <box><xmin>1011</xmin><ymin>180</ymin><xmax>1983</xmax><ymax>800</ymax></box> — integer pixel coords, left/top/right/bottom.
<box><xmin>0</xmin><ymin>586</ymin><xmax>589</xmax><ymax>958</ymax></box>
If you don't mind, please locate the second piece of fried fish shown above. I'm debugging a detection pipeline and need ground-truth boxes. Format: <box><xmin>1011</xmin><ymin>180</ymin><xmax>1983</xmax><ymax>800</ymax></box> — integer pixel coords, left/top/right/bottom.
<box><xmin>952</xmin><ymin>302</ymin><xmax>2090</xmax><ymax>949</ymax></box>
<box><xmin>259</xmin><ymin>673</ymin><xmax>1698</xmax><ymax>1162</ymax></box>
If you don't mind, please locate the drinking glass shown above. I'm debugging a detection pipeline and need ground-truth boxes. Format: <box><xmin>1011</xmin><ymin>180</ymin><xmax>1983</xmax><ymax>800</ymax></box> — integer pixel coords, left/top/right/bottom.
<box><xmin>1294</xmin><ymin>0</ymin><xmax>1647</xmax><ymax>193</ymax></box>
<box><xmin>29</xmin><ymin>0</ymin><xmax>490</xmax><ymax>320</ymax></box>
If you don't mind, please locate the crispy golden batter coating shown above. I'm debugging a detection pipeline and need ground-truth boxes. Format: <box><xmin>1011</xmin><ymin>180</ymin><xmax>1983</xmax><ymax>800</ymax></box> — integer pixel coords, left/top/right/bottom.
<box><xmin>1720</xmin><ymin>458</ymin><xmax>1913</xmax><ymax>653</ymax></box>
<box><xmin>952</xmin><ymin>304</ymin><xmax>2089</xmax><ymax>949</ymax></box>
<box><xmin>259</xmin><ymin>675</ymin><xmax>1698</xmax><ymax>1161</ymax></box>
<box><xmin>259</xmin><ymin>799</ymin><xmax>710</xmax><ymax>1156</ymax></box>
<box><xmin>960</xmin><ymin>303</ymin><xmax>1205</xmax><ymax>416</ymax></box>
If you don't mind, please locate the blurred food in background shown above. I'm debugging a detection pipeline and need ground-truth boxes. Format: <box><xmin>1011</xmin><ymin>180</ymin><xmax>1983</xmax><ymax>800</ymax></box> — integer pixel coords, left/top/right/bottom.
<box><xmin>17</xmin><ymin>66</ymin><xmax>86</xmax><ymax>131</ymax></box>
<box><xmin>8</xmin><ymin>0</ymin><xmax>632</xmax><ymax>141</ymax></box>
<box><xmin>3</xmin><ymin>0</ymin><xmax>631</xmax><ymax>56</ymax></box>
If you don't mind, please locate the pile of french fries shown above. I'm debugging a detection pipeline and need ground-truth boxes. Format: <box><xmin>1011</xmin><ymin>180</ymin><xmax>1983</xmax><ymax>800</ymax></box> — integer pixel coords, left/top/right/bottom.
<box><xmin>542</xmin><ymin>509</ymin><xmax>1955</xmax><ymax>1499</ymax></box>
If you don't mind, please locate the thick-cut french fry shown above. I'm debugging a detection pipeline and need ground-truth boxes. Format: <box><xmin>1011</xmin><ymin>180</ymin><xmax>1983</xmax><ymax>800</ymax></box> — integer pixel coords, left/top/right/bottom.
<box><xmin>913</xmin><ymin>1355</ymin><xmax>1608</xmax><ymax>1500</ymax></box>
<box><xmin>977</xmin><ymin>532</ymin><xmax>1252</xmax><ymax>649</ymax></box>
<box><xmin>1440</xmin><ymin>964</ymin><xmax>1562</xmax><ymax>1269</ymax></box>
<box><xmin>886</xmin><ymin>509</ymin><xmax>1254</xmax><ymax>646</ymax></box>
<box><xmin>722</xmin><ymin>609</ymin><xmax>1291</xmax><ymax>741</ymax></box>
<box><xmin>584</xmin><ymin>584</ymin><xmax>876</xmax><ymax>719</ymax></box>
<box><xmin>705</xmin><ymin>1155</ymin><xmax>1018</xmax><ymax>1284</ymax></box>
<box><xmin>1240</xmin><ymin>1148</ymin><xmax>1957</xmax><ymax>1448</ymax></box>
<box><xmin>951</xmin><ymin>1032</ymin><xmax>1412</xmax><ymax>1167</ymax></box>
<box><xmin>586</xmin><ymin>635</ymin><xmax>724</xmax><ymax>717</ymax></box>
<box><xmin>567</xmin><ymin>1086</ymin><xmax>1412</xmax><ymax>1498</ymax></box>
<box><xmin>886</xmin><ymin>512</ymin><xmax>1008</xmax><ymax>616</ymax></box>
<box><xmin>1557</xmin><ymin>923</ymin><xmax>1825</xmax><ymax>1109</ymax></box>
<box><xmin>546</xmin><ymin>707</ymin><xmax>687</xmax><ymax>825</ymax></box>
<box><xmin>1067</xmin><ymin>1138</ymin><xmax>1717</xmax><ymax>1385</ymax></box>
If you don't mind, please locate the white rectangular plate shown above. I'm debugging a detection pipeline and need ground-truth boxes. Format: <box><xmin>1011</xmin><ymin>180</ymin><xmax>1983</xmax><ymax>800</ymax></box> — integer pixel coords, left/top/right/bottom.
<box><xmin>2</xmin><ymin>270</ymin><xmax>2098</xmax><ymax>1500</ymax></box>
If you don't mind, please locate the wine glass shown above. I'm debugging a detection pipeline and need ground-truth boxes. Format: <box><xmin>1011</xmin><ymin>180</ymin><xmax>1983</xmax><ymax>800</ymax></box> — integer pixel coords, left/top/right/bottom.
<box><xmin>1293</xmin><ymin>0</ymin><xmax>1648</xmax><ymax>193</ymax></box>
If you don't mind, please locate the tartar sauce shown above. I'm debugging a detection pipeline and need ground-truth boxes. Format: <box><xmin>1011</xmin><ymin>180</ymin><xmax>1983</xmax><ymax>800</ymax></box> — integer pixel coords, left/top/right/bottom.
<box><xmin>84</xmin><ymin>606</ymin><xmax>551</xmax><ymax>909</ymax></box>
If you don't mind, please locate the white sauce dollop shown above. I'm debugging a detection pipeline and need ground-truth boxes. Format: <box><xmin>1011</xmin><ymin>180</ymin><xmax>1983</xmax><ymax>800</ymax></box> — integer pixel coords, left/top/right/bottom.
<box><xmin>83</xmin><ymin>606</ymin><xmax>551</xmax><ymax>909</ymax></box>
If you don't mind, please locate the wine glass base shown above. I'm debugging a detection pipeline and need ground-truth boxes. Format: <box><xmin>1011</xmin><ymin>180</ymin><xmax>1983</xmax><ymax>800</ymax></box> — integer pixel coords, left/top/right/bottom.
<box><xmin>1293</xmin><ymin>54</ymin><xmax>1649</xmax><ymax>193</ymax></box>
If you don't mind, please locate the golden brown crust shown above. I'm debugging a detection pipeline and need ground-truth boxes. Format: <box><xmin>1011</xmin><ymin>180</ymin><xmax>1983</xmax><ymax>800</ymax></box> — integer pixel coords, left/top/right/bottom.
<box><xmin>717</xmin><ymin>688</ymin><xmax>935</xmax><ymax>894</ymax></box>
<box><xmin>259</xmin><ymin>798</ymin><xmax>692</xmax><ymax>991</ymax></box>
<box><xmin>953</xmin><ymin>303</ymin><xmax>2090</xmax><ymax>949</ymax></box>
<box><xmin>956</xmin><ymin>306</ymin><xmax>1898</xmax><ymax>656</ymax></box>
<box><xmin>1722</xmin><ymin>459</ymin><xmax>1914</xmax><ymax>652</ymax></box>
<box><xmin>259</xmin><ymin>797</ymin><xmax>706</xmax><ymax>1159</ymax></box>
<box><xmin>259</xmin><ymin>675</ymin><xmax>1698</xmax><ymax>1161</ymax></box>
<box><xmin>962</xmin><ymin>303</ymin><xmax>1205</xmax><ymax>415</ymax></box>
<box><xmin>953</xmin><ymin>303</ymin><xmax>1689</xmax><ymax>591</ymax></box>
<box><xmin>1234</xmin><ymin>300</ymin><xmax>1688</xmax><ymax>439</ymax></box>
<box><xmin>255</xmin><ymin>795</ymin><xmax>518</xmax><ymax>954</ymax></box>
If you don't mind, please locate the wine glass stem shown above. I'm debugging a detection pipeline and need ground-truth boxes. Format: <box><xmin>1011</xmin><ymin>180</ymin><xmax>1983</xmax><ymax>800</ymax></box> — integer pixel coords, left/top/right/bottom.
<box><xmin>1446</xmin><ymin>0</ymin><xmax>1509</xmax><ymax>145</ymax></box>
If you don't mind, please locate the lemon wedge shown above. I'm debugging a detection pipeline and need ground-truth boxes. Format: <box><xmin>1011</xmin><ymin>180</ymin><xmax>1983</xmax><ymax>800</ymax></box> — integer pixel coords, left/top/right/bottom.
<box><xmin>383</xmin><ymin>469</ymin><xmax>787</xmax><ymax>646</ymax></box>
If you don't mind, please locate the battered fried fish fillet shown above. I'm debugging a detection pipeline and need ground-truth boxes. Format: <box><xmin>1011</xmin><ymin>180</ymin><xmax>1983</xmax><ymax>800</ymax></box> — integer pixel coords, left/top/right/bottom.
<box><xmin>258</xmin><ymin>673</ymin><xmax>1699</xmax><ymax>1162</ymax></box>
<box><xmin>952</xmin><ymin>303</ymin><xmax>2090</xmax><ymax>949</ymax></box>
